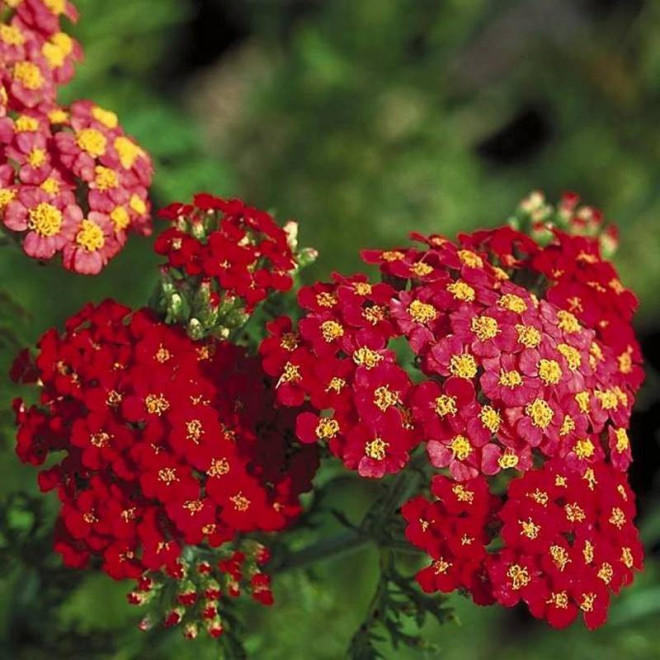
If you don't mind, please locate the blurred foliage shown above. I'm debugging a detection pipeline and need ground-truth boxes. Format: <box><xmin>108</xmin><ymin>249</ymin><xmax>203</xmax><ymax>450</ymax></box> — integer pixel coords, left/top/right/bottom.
<box><xmin>1</xmin><ymin>0</ymin><xmax>660</xmax><ymax>658</ymax></box>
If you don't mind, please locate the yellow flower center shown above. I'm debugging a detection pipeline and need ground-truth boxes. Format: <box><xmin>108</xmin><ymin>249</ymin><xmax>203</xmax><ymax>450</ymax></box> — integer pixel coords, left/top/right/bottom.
<box><xmin>547</xmin><ymin>591</ymin><xmax>569</xmax><ymax>609</ymax></box>
<box><xmin>447</xmin><ymin>281</ymin><xmax>475</xmax><ymax>302</ymax></box>
<box><xmin>559</xmin><ymin>414</ymin><xmax>575</xmax><ymax>436</ymax></box>
<box><xmin>320</xmin><ymin>320</ymin><xmax>344</xmax><ymax>342</ymax></box>
<box><xmin>498</xmin><ymin>293</ymin><xmax>527</xmax><ymax>313</ymax></box>
<box><xmin>353</xmin><ymin>347</ymin><xmax>382</xmax><ymax>369</ymax></box>
<box><xmin>557</xmin><ymin>310</ymin><xmax>581</xmax><ymax>333</ymax></box>
<box><xmin>565</xmin><ymin>502</ymin><xmax>586</xmax><ymax>522</ymax></box>
<box><xmin>614</xmin><ymin>428</ymin><xmax>629</xmax><ymax>453</ymax></box>
<box><xmin>407</xmin><ymin>299</ymin><xmax>437</xmax><ymax>324</ymax></box>
<box><xmin>618</xmin><ymin>348</ymin><xmax>633</xmax><ymax>374</ymax></box>
<box><xmin>529</xmin><ymin>489</ymin><xmax>549</xmax><ymax>506</ymax></box>
<box><xmin>449</xmin><ymin>353</ymin><xmax>478</xmax><ymax>379</ymax></box>
<box><xmin>24</xmin><ymin>146</ymin><xmax>47</xmax><ymax>169</ymax></box>
<box><xmin>597</xmin><ymin>563</ymin><xmax>614</xmax><ymax>584</ymax></box>
<box><xmin>452</xmin><ymin>484</ymin><xmax>474</xmax><ymax>503</ymax></box>
<box><xmin>157</xmin><ymin>467</ymin><xmax>178</xmax><ymax>484</ymax></box>
<box><xmin>15</xmin><ymin>115</ymin><xmax>38</xmax><ymax>132</ymax></box>
<box><xmin>230</xmin><ymin>493</ymin><xmax>251</xmax><ymax>512</ymax></box>
<box><xmin>573</xmin><ymin>437</ymin><xmax>595</xmax><ymax>459</ymax></box>
<box><xmin>434</xmin><ymin>394</ymin><xmax>457</xmax><ymax>417</ymax></box>
<box><xmin>326</xmin><ymin>377</ymin><xmax>346</xmax><ymax>393</ymax></box>
<box><xmin>315</xmin><ymin>418</ymin><xmax>340</xmax><ymax>439</ymax></box>
<box><xmin>363</xmin><ymin>305</ymin><xmax>386</xmax><ymax>325</ymax></box>
<box><xmin>48</xmin><ymin>108</ymin><xmax>69</xmax><ymax>124</ymax></box>
<box><xmin>207</xmin><ymin>457</ymin><xmax>230</xmax><ymax>477</ymax></box>
<box><xmin>0</xmin><ymin>189</ymin><xmax>16</xmax><ymax>208</ymax></box>
<box><xmin>94</xmin><ymin>165</ymin><xmax>119</xmax><ymax>190</ymax></box>
<box><xmin>499</xmin><ymin>369</ymin><xmax>523</xmax><ymax>388</ymax></box>
<box><xmin>411</xmin><ymin>261</ymin><xmax>433</xmax><ymax>277</ymax></box>
<box><xmin>76</xmin><ymin>128</ymin><xmax>107</xmax><ymax>157</ymax></box>
<box><xmin>525</xmin><ymin>398</ymin><xmax>554</xmax><ymax>429</ymax></box>
<box><xmin>89</xmin><ymin>432</ymin><xmax>110</xmax><ymax>448</ymax></box>
<box><xmin>353</xmin><ymin>282</ymin><xmax>372</xmax><ymax>295</ymax></box>
<box><xmin>507</xmin><ymin>564</ymin><xmax>531</xmax><ymax>590</ymax></box>
<box><xmin>433</xmin><ymin>558</ymin><xmax>452</xmax><ymax>574</ymax></box>
<box><xmin>76</xmin><ymin>219</ymin><xmax>105</xmax><ymax>251</ymax></box>
<box><xmin>316</xmin><ymin>291</ymin><xmax>338</xmax><ymax>308</ymax></box>
<box><xmin>450</xmin><ymin>435</ymin><xmax>472</xmax><ymax>461</ymax></box>
<box><xmin>621</xmin><ymin>547</ymin><xmax>634</xmax><ymax>568</ymax></box>
<box><xmin>550</xmin><ymin>545</ymin><xmax>570</xmax><ymax>571</ymax></box>
<box><xmin>457</xmin><ymin>249</ymin><xmax>483</xmax><ymax>268</ymax></box>
<box><xmin>557</xmin><ymin>343</ymin><xmax>581</xmax><ymax>371</ymax></box>
<box><xmin>185</xmin><ymin>419</ymin><xmax>202</xmax><ymax>442</ymax></box>
<box><xmin>40</xmin><ymin>178</ymin><xmax>60</xmax><ymax>195</ymax></box>
<box><xmin>13</xmin><ymin>61</ymin><xmax>44</xmax><ymax>90</ymax></box>
<box><xmin>278</xmin><ymin>361</ymin><xmax>301</xmax><ymax>385</ymax></box>
<box><xmin>575</xmin><ymin>390</ymin><xmax>590</xmax><ymax>413</ymax></box>
<box><xmin>114</xmin><ymin>136</ymin><xmax>143</xmax><ymax>169</ymax></box>
<box><xmin>519</xmin><ymin>518</ymin><xmax>540</xmax><ymax>539</ymax></box>
<box><xmin>129</xmin><ymin>194</ymin><xmax>147</xmax><ymax>215</ymax></box>
<box><xmin>381</xmin><ymin>250</ymin><xmax>404</xmax><ymax>262</ymax></box>
<box><xmin>92</xmin><ymin>106</ymin><xmax>119</xmax><ymax>129</ymax></box>
<box><xmin>28</xmin><ymin>203</ymin><xmax>62</xmax><ymax>236</ymax></box>
<box><xmin>583</xmin><ymin>540</ymin><xmax>594</xmax><ymax>564</ymax></box>
<box><xmin>579</xmin><ymin>593</ymin><xmax>596</xmax><ymax>613</ymax></box>
<box><xmin>373</xmin><ymin>385</ymin><xmax>399</xmax><ymax>412</ymax></box>
<box><xmin>538</xmin><ymin>359</ymin><xmax>562</xmax><ymax>385</ymax></box>
<box><xmin>365</xmin><ymin>437</ymin><xmax>388</xmax><ymax>461</ymax></box>
<box><xmin>609</xmin><ymin>507</ymin><xmax>626</xmax><ymax>529</ymax></box>
<box><xmin>479</xmin><ymin>405</ymin><xmax>501</xmax><ymax>433</ymax></box>
<box><xmin>0</xmin><ymin>25</ymin><xmax>24</xmax><ymax>46</ymax></box>
<box><xmin>279</xmin><ymin>332</ymin><xmax>299</xmax><ymax>351</ymax></box>
<box><xmin>110</xmin><ymin>206</ymin><xmax>130</xmax><ymax>231</ymax></box>
<box><xmin>498</xmin><ymin>448</ymin><xmax>519</xmax><ymax>469</ymax></box>
<box><xmin>515</xmin><ymin>324</ymin><xmax>541</xmax><ymax>348</ymax></box>
<box><xmin>471</xmin><ymin>315</ymin><xmax>499</xmax><ymax>341</ymax></box>
<box><xmin>43</xmin><ymin>0</ymin><xmax>66</xmax><ymax>14</ymax></box>
<box><xmin>145</xmin><ymin>393</ymin><xmax>170</xmax><ymax>415</ymax></box>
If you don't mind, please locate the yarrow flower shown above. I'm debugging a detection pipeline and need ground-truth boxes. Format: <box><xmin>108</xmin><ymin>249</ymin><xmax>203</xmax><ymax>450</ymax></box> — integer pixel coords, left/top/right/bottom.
<box><xmin>154</xmin><ymin>193</ymin><xmax>314</xmax><ymax>337</ymax></box>
<box><xmin>12</xmin><ymin>301</ymin><xmax>318</xmax><ymax>608</ymax></box>
<box><xmin>0</xmin><ymin>2</ymin><xmax>154</xmax><ymax>272</ymax></box>
<box><xmin>260</xmin><ymin>194</ymin><xmax>644</xmax><ymax>628</ymax></box>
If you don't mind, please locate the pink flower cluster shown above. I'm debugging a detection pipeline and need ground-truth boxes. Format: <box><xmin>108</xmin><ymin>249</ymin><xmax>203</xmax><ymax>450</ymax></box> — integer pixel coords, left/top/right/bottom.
<box><xmin>0</xmin><ymin>1</ymin><xmax>153</xmax><ymax>272</ymax></box>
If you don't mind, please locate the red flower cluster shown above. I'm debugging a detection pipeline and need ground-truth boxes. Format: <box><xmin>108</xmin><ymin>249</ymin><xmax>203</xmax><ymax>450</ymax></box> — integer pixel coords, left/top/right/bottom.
<box><xmin>155</xmin><ymin>194</ymin><xmax>299</xmax><ymax>314</ymax></box>
<box><xmin>0</xmin><ymin>2</ymin><xmax>153</xmax><ymax>272</ymax></box>
<box><xmin>12</xmin><ymin>300</ymin><xmax>317</xmax><ymax>582</ymax></box>
<box><xmin>260</xmin><ymin>195</ymin><xmax>644</xmax><ymax>627</ymax></box>
<box><xmin>404</xmin><ymin>461</ymin><xmax>642</xmax><ymax>630</ymax></box>
<box><xmin>129</xmin><ymin>543</ymin><xmax>273</xmax><ymax>639</ymax></box>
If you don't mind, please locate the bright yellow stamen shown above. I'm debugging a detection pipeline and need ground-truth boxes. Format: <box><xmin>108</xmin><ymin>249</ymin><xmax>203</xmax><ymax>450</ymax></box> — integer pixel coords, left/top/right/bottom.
<box><xmin>373</xmin><ymin>386</ymin><xmax>399</xmax><ymax>412</ymax></box>
<box><xmin>40</xmin><ymin>178</ymin><xmax>60</xmax><ymax>195</ymax></box>
<box><xmin>434</xmin><ymin>395</ymin><xmax>457</xmax><ymax>417</ymax></box>
<box><xmin>450</xmin><ymin>435</ymin><xmax>472</xmax><ymax>461</ymax></box>
<box><xmin>471</xmin><ymin>316</ymin><xmax>499</xmax><ymax>341</ymax></box>
<box><xmin>94</xmin><ymin>165</ymin><xmax>119</xmax><ymax>190</ymax></box>
<box><xmin>538</xmin><ymin>359</ymin><xmax>562</xmax><ymax>385</ymax></box>
<box><xmin>452</xmin><ymin>484</ymin><xmax>474</xmax><ymax>503</ymax></box>
<box><xmin>13</xmin><ymin>61</ymin><xmax>43</xmax><ymax>90</ymax></box>
<box><xmin>520</xmin><ymin>518</ymin><xmax>540</xmax><ymax>539</ymax></box>
<box><xmin>27</xmin><ymin>148</ymin><xmax>47</xmax><ymax>168</ymax></box>
<box><xmin>457</xmin><ymin>249</ymin><xmax>483</xmax><ymax>268</ymax></box>
<box><xmin>516</xmin><ymin>324</ymin><xmax>541</xmax><ymax>348</ymax></box>
<box><xmin>499</xmin><ymin>369</ymin><xmax>523</xmax><ymax>388</ymax></box>
<box><xmin>574</xmin><ymin>437</ymin><xmax>595</xmax><ymax>459</ymax></box>
<box><xmin>559</xmin><ymin>414</ymin><xmax>575</xmax><ymax>436</ymax></box>
<box><xmin>278</xmin><ymin>362</ymin><xmax>301</xmax><ymax>385</ymax></box>
<box><xmin>110</xmin><ymin>206</ymin><xmax>130</xmax><ymax>231</ymax></box>
<box><xmin>381</xmin><ymin>250</ymin><xmax>404</xmax><ymax>262</ymax></box>
<box><xmin>28</xmin><ymin>203</ymin><xmax>62</xmax><ymax>236</ymax></box>
<box><xmin>557</xmin><ymin>310</ymin><xmax>581</xmax><ymax>333</ymax></box>
<box><xmin>316</xmin><ymin>291</ymin><xmax>338</xmax><ymax>308</ymax></box>
<box><xmin>447</xmin><ymin>281</ymin><xmax>475</xmax><ymax>302</ymax></box>
<box><xmin>353</xmin><ymin>347</ymin><xmax>382</xmax><ymax>369</ymax></box>
<box><xmin>597</xmin><ymin>563</ymin><xmax>614</xmax><ymax>584</ymax></box>
<box><xmin>621</xmin><ymin>547</ymin><xmax>634</xmax><ymax>568</ymax></box>
<box><xmin>609</xmin><ymin>507</ymin><xmax>626</xmax><ymax>529</ymax></box>
<box><xmin>15</xmin><ymin>115</ymin><xmax>38</xmax><ymax>132</ymax></box>
<box><xmin>365</xmin><ymin>437</ymin><xmax>387</xmax><ymax>461</ymax></box>
<box><xmin>315</xmin><ymin>418</ymin><xmax>339</xmax><ymax>439</ymax></box>
<box><xmin>525</xmin><ymin>398</ymin><xmax>554</xmax><ymax>429</ymax></box>
<box><xmin>479</xmin><ymin>405</ymin><xmax>501</xmax><ymax>433</ymax></box>
<box><xmin>614</xmin><ymin>428</ymin><xmax>629</xmax><ymax>453</ymax></box>
<box><xmin>557</xmin><ymin>343</ymin><xmax>581</xmax><ymax>371</ymax></box>
<box><xmin>565</xmin><ymin>502</ymin><xmax>586</xmax><ymax>522</ymax></box>
<box><xmin>507</xmin><ymin>564</ymin><xmax>531</xmax><ymax>590</ymax></box>
<box><xmin>146</xmin><ymin>394</ymin><xmax>170</xmax><ymax>415</ymax></box>
<box><xmin>0</xmin><ymin>189</ymin><xmax>16</xmax><ymax>208</ymax></box>
<box><xmin>76</xmin><ymin>128</ymin><xmax>107</xmax><ymax>157</ymax></box>
<box><xmin>449</xmin><ymin>353</ymin><xmax>478</xmax><ymax>379</ymax></box>
<box><xmin>408</xmin><ymin>299</ymin><xmax>437</xmax><ymax>324</ymax></box>
<box><xmin>550</xmin><ymin>545</ymin><xmax>570</xmax><ymax>571</ymax></box>
<box><xmin>129</xmin><ymin>194</ymin><xmax>146</xmax><ymax>215</ymax></box>
<box><xmin>498</xmin><ymin>293</ymin><xmax>527</xmax><ymax>313</ymax></box>
<box><xmin>0</xmin><ymin>24</ymin><xmax>25</xmax><ymax>46</ymax></box>
<box><xmin>91</xmin><ymin>106</ymin><xmax>118</xmax><ymax>129</ymax></box>
<box><xmin>547</xmin><ymin>591</ymin><xmax>569</xmax><ymax>609</ymax></box>
<box><xmin>320</xmin><ymin>320</ymin><xmax>344</xmax><ymax>342</ymax></box>
<box><xmin>48</xmin><ymin>108</ymin><xmax>69</xmax><ymax>124</ymax></box>
<box><xmin>575</xmin><ymin>391</ymin><xmax>590</xmax><ymax>413</ymax></box>
<box><xmin>114</xmin><ymin>136</ymin><xmax>143</xmax><ymax>169</ymax></box>
<box><xmin>498</xmin><ymin>448</ymin><xmax>519</xmax><ymax>469</ymax></box>
<box><xmin>76</xmin><ymin>219</ymin><xmax>105</xmax><ymax>251</ymax></box>
<box><xmin>411</xmin><ymin>262</ymin><xmax>433</xmax><ymax>277</ymax></box>
<box><xmin>353</xmin><ymin>282</ymin><xmax>372</xmax><ymax>295</ymax></box>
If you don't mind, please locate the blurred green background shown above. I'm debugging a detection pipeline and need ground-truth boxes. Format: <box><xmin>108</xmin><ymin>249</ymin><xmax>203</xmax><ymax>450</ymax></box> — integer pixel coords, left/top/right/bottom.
<box><xmin>1</xmin><ymin>0</ymin><xmax>660</xmax><ymax>658</ymax></box>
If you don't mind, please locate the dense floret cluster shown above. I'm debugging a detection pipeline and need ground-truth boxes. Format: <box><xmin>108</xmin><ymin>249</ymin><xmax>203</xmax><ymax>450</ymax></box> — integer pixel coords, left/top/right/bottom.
<box><xmin>12</xmin><ymin>300</ymin><xmax>318</xmax><ymax>582</ymax></box>
<box><xmin>261</xmin><ymin>194</ymin><xmax>644</xmax><ymax>628</ymax></box>
<box><xmin>0</xmin><ymin>1</ymin><xmax>153</xmax><ymax>272</ymax></box>
<box><xmin>155</xmin><ymin>194</ymin><xmax>302</xmax><ymax>319</ymax></box>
